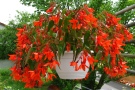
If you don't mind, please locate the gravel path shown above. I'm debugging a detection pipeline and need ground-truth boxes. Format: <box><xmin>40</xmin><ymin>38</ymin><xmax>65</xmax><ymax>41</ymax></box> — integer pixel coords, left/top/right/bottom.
<box><xmin>0</xmin><ymin>59</ymin><xmax>14</xmax><ymax>69</ymax></box>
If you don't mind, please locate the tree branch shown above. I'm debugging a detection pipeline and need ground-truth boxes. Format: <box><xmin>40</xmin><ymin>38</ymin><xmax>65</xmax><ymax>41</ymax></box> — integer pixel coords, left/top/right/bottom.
<box><xmin>115</xmin><ymin>4</ymin><xmax>135</xmax><ymax>16</ymax></box>
<box><xmin>126</xmin><ymin>69</ymin><xmax>135</xmax><ymax>74</ymax></box>
<box><xmin>125</xmin><ymin>39</ymin><xmax>135</xmax><ymax>44</ymax></box>
<box><xmin>125</xmin><ymin>22</ymin><xmax>135</xmax><ymax>28</ymax></box>
<box><xmin>121</xmin><ymin>53</ymin><xmax>135</xmax><ymax>58</ymax></box>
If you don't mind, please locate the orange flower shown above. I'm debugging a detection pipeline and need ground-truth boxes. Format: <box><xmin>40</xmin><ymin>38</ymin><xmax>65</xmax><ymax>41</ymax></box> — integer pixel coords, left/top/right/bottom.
<box><xmin>66</xmin><ymin>43</ymin><xmax>71</xmax><ymax>52</ymax></box>
<box><xmin>46</xmin><ymin>3</ymin><xmax>55</xmax><ymax>13</ymax></box>
<box><xmin>106</xmin><ymin>13</ymin><xmax>120</xmax><ymax>26</ymax></box>
<box><xmin>33</xmin><ymin>21</ymin><xmax>42</xmax><ymax>27</ymax></box>
<box><xmin>46</xmin><ymin>73</ymin><xmax>56</xmax><ymax>81</ymax></box>
<box><xmin>33</xmin><ymin>52</ymin><xmax>43</xmax><ymax>62</ymax></box>
<box><xmin>88</xmin><ymin>56</ymin><xmax>98</xmax><ymax>70</ymax></box>
<box><xmin>69</xmin><ymin>19</ymin><xmax>82</xmax><ymax>29</ymax></box>
<box><xmin>84</xmin><ymin>72</ymin><xmax>90</xmax><ymax>80</ymax></box>
<box><xmin>9</xmin><ymin>54</ymin><xmax>17</xmax><ymax>61</ymax></box>
<box><xmin>49</xmin><ymin>15</ymin><xmax>60</xmax><ymax>24</ymax></box>
<box><xmin>10</xmin><ymin>66</ymin><xmax>22</xmax><ymax>81</ymax></box>
<box><xmin>70</xmin><ymin>61</ymin><xmax>78</xmax><ymax>71</ymax></box>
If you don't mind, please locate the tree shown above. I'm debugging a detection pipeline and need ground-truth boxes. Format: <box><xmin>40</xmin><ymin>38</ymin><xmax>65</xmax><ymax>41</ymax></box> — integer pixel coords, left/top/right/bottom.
<box><xmin>20</xmin><ymin>0</ymin><xmax>114</xmax><ymax>14</ymax></box>
<box><xmin>0</xmin><ymin>11</ymin><xmax>38</xmax><ymax>59</ymax></box>
<box><xmin>7</xmin><ymin>11</ymin><xmax>38</xmax><ymax>30</ymax></box>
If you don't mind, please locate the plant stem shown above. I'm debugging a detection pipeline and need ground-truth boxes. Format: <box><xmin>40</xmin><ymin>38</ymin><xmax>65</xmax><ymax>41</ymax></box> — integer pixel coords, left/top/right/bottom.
<box><xmin>25</xmin><ymin>45</ymin><xmax>33</xmax><ymax>65</ymax></box>
<box><xmin>95</xmin><ymin>72</ymin><xmax>107</xmax><ymax>90</ymax></box>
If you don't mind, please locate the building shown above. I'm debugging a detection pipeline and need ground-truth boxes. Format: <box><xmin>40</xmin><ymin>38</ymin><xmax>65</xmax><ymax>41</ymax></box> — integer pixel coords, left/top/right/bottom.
<box><xmin>0</xmin><ymin>22</ymin><xmax>6</xmax><ymax>30</ymax></box>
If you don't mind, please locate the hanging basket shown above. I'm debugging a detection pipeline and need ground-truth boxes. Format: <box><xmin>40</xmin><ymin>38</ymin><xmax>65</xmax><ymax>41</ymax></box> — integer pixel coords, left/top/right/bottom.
<box><xmin>56</xmin><ymin>51</ymin><xmax>89</xmax><ymax>79</ymax></box>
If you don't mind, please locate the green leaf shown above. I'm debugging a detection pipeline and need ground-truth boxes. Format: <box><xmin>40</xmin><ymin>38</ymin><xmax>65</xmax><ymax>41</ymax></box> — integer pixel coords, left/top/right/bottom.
<box><xmin>73</xmin><ymin>83</ymin><xmax>82</xmax><ymax>90</ymax></box>
<box><xmin>63</xmin><ymin>17</ymin><xmax>71</xmax><ymax>30</ymax></box>
<box><xmin>84</xmin><ymin>30</ymin><xmax>90</xmax><ymax>47</ymax></box>
<box><xmin>48</xmin><ymin>20</ymin><xmax>54</xmax><ymax>31</ymax></box>
<box><xmin>95</xmin><ymin>51</ymin><xmax>102</xmax><ymax>60</ymax></box>
<box><xmin>64</xmin><ymin>32</ymin><xmax>69</xmax><ymax>42</ymax></box>
<box><xmin>107</xmin><ymin>54</ymin><xmax>111</xmax><ymax>67</ymax></box>
<box><xmin>75</xmin><ymin>49</ymin><xmax>81</xmax><ymax>60</ymax></box>
<box><xmin>27</xmin><ymin>60</ymin><xmax>36</xmax><ymax>70</ymax></box>
<box><xmin>58</xmin><ymin>19</ymin><xmax>63</xmax><ymax>27</ymax></box>
<box><xmin>57</xmin><ymin>42</ymin><xmax>65</xmax><ymax>61</ymax></box>
<box><xmin>47</xmin><ymin>67</ymin><xmax>53</xmax><ymax>73</ymax></box>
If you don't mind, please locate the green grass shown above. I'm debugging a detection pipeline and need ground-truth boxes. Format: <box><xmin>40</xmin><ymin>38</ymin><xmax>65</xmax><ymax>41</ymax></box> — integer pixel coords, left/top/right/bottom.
<box><xmin>0</xmin><ymin>69</ymin><xmax>50</xmax><ymax>90</ymax></box>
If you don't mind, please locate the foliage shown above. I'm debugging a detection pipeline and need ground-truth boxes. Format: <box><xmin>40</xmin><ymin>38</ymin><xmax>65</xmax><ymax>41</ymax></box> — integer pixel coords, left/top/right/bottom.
<box><xmin>0</xmin><ymin>11</ymin><xmax>38</xmax><ymax>60</ymax></box>
<box><xmin>114</xmin><ymin>0</ymin><xmax>135</xmax><ymax>24</ymax></box>
<box><xmin>0</xmin><ymin>69</ymin><xmax>27</xmax><ymax>90</ymax></box>
<box><xmin>7</xmin><ymin>11</ymin><xmax>38</xmax><ymax>30</ymax></box>
<box><xmin>0</xmin><ymin>69</ymin><xmax>49</xmax><ymax>90</ymax></box>
<box><xmin>20</xmin><ymin>0</ymin><xmax>115</xmax><ymax>14</ymax></box>
<box><xmin>20</xmin><ymin>0</ymin><xmax>90</xmax><ymax>13</ymax></box>
<box><xmin>123</xmin><ymin>44</ymin><xmax>135</xmax><ymax>54</ymax></box>
<box><xmin>122</xmin><ymin>44</ymin><xmax>135</xmax><ymax>69</ymax></box>
<box><xmin>125</xmin><ymin>57</ymin><xmax>135</xmax><ymax>69</ymax></box>
<box><xmin>52</xmin><ymin>74</ymin><xmax>79</xmax><ymax>90</ymax></box>
<box><xmin>8</xmin><ymin>3</ymin><xmax>133</xmax><ymax>89</ymax></box>
<box><xmin>89</xmin><ymin>0</ymin><xmax>114</xmax><ymax>15</ymax></box>
<box><xmin>114</xmin><ymin>0</ymin><xmax>135</xmax><ymax>36</ymax></box>
<box><xmin>0</xmin><ymin>29</ymin><xmax>16</xmax><ymax>59</ymax></box>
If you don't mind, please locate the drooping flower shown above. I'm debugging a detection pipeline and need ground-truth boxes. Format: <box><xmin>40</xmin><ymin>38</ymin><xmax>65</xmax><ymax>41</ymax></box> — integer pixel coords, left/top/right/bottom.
<box><xmin>33</xmin><ymin>21</ymin><xmax>42</xmax><ymax>27</ymax></box>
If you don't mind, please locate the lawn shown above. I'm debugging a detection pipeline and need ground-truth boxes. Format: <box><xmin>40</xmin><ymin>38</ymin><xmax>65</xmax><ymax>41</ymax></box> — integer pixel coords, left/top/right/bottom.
<box><xmin>0</xmin><ymin>69</ymin><xmax>50</xmax><ymax>90</ymax></box>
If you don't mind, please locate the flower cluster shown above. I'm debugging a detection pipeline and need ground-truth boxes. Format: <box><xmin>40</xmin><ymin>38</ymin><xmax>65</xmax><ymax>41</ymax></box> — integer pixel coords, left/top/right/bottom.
<box><xmin>9</xmin><ymin>4</ymin><xmax>132</xmax><ymax>88</ymax></box>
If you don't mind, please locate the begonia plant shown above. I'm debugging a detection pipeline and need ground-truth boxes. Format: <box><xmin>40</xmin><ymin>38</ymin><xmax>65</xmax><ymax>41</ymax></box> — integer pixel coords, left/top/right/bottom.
<box><xmin>9</xmin><ymin>3</ymin><xmax>133</xmax><ymax>89</ymax></box>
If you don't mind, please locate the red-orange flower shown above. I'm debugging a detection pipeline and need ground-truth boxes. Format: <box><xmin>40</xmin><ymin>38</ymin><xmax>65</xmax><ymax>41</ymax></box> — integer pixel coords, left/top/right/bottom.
<box><xmin>66</xmin><ymin>43</ymin><xmax>71</xmax><ymax>52</ymax></box>
<box><xmin>9</xmin><ymin>54</ymin><xmax>17</xmax><ymax>61</ymax></box>
<box><xmin>88</xmin><ymin>56</ymin><xmax>98</xmax><ymax>70</ymax></box>
<box><xmin>69</xmin><ymin>19</ymin><xmax>82</xmax><ymax>29</ymax></box>
<box><xmin>70</xmin><ymin>61</ymin><xmax>78</xmax><ymax>71</ymax></box>
<box><xmin>46</xmin><ymin>73</ymin><xmax>56</xmax><ymax>81</ymax></box>
<box><xmin>46</xmin><ymin>3</ymin><xmax>55</xmax><ymax>13</ymax></box>
<box><xmin>49</xmin><ymin>15</ymin><xmax>60</xmax><ymax>24</ymax></box>
<box><xmin>33</xmin><ymin>21</ymin><xmax>42</xmax><ymax>27</ymax></box>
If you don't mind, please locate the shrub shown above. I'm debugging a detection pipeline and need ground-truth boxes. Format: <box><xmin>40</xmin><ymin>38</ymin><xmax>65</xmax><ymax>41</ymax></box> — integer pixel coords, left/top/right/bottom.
<box><xmin>0</xmin><ymin>29</ymin><xmax>16</xmax><ymax>59</ymax></box>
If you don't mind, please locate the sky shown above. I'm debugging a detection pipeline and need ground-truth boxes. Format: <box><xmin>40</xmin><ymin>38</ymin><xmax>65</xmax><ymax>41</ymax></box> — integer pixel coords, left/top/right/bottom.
<box><xmin>0</xmin><ymin>0</ymin><xmax>118</xmax><ymax>25</ymax></box>
<box><xmin>0</xmin><ymin>0</ymin><xmax>35</xmax><ymax>24</ymax></box>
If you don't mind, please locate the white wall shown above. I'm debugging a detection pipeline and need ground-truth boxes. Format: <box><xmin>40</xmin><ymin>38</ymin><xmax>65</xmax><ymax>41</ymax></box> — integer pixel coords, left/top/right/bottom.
<box><xmin>0</xmin><ymin>24</ymin><xmax>5</xmax><ymax>30</ymax></box>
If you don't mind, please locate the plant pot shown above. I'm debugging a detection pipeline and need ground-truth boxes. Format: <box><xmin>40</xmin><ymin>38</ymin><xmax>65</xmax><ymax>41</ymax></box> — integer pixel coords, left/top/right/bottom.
<box><xmin>56</xmin><ymin>51</ymin><xmax>89</xmax><ymax>79</ymax></box>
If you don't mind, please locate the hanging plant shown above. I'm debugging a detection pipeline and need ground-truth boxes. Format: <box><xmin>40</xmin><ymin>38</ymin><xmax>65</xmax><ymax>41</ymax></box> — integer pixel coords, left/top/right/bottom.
<box><xmin>9</xmin><ymin>3</ymin><xmax>133</xmax><ymax>88</ymax></box>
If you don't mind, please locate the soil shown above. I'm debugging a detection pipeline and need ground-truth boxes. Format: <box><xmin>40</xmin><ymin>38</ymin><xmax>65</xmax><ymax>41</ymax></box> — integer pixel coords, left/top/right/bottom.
<box><xmin>119</xmin><ymin>75</ymin><xmax>135</xmax><ymax>87</ymax></box>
